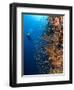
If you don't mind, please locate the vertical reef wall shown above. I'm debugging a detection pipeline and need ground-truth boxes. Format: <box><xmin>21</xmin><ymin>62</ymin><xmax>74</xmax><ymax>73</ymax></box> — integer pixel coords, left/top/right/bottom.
<box><xmin>34</xmin><ymin>15</ymin><xmax>63</xmax><ymax>74</ymax></box>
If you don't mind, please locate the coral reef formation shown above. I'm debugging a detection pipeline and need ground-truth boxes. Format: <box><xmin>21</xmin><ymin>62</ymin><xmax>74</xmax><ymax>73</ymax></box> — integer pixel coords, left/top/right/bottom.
<box><xmin>44</xmin><ymin>16</ymin><xmax>63</xmax><ymax>73</ymax></box>
<box><xmin>34</xmin><ymin>15</ymin><xmax>63</xmax><ymax>74</ymax></box>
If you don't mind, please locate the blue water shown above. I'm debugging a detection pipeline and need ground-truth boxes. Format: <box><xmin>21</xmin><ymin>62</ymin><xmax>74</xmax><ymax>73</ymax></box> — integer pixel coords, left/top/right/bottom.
<box><xmin>23</xmin><ymin>14</ymin><xmax>49</xmax><ymax>75</ymax></box>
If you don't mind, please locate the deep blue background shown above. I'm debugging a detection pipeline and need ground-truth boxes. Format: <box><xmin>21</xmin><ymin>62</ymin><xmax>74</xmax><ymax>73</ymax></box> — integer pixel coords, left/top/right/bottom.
<box><xmin>23</xmin><ymin>14</ymin><xmax>49</xmax><ymax>75</ymax></box>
